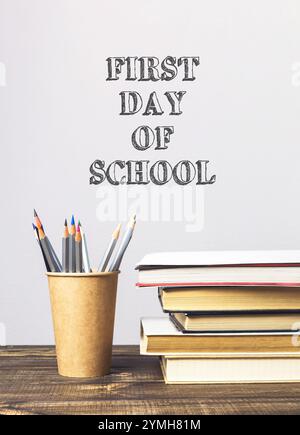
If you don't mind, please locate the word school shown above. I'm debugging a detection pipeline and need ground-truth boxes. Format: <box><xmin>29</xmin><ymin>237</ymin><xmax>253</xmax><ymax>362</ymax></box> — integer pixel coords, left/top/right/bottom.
<box><xmin>89</xmin><ymin>159</ymin><xmax>216</xmax><ymax>186</ymax></box>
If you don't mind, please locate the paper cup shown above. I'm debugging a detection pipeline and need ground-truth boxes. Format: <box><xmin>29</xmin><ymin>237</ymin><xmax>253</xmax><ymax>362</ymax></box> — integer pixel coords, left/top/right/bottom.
<box><xmin>47</xmin><ymin>272</ymin><xmax>118</xmax><ymax>378</ymax></box>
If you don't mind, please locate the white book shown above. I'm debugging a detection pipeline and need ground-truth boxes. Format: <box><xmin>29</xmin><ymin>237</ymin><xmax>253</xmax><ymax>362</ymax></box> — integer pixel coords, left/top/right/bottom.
<box><xmin>136</xmin><ymin>250</ymin><xmax>300</xmax><ymax>268</ymax></box>
<box><xmin>161</xmin><ymin>355</ymin><xmax>300</xmax><ymax>384</ymax></box>
<box><xmin>136</xmin><ymin>250</ymin><xmax>300</xmax><ymax>287</ymax></box>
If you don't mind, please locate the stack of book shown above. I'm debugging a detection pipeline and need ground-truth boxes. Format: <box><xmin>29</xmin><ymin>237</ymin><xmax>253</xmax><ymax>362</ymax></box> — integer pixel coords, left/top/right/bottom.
<box><xmin>136</xmin><ymin>251</ymin><xmax>300</xmax><ymax>384</ymax></box>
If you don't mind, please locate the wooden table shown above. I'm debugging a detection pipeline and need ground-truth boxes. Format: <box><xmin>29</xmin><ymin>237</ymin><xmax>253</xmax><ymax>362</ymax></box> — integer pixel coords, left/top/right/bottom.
<box><xmin>0</xmin><ymin>345</ymin><xmax>300</xmax><ymax>415</ymax></box>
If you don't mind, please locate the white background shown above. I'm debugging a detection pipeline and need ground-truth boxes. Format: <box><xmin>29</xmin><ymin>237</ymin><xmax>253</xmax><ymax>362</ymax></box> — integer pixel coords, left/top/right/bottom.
<box><xmin>0</xmin><ymin>0</ymin><xmax>300</xmax><ymax>344</ymax></box>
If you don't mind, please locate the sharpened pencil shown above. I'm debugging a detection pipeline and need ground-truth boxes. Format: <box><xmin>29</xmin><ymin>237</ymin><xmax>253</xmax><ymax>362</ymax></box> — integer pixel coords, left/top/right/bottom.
<box><xmin>75</xmin><ymin>223</ymin><xmax>83</xmax><ymax>273</ymax></box>
<box><xmin>78</xmin><ymin>221</ymin><xmax>91</xmax><ymax>272</ymax></box>
<box><xmin>32</xmin><ymin>223</ymin><xmax>50</xmax><ymax>271</ymax></box>
<box><xmin>34</xmin><ymin>209</ymin><xmax>62</xmax><ymax>271</ymax></box>
<box><xmin>34</xmin><ymin>208</ymin><xmax>43</xmax><ymax>230</ymax></box>
<box><xmin>98</xmin><ymin>224</ymin><xmax>121</xmax><ymax>272</ymax></box>
<box><xmin>38</xmin><ymin>226</ymin><xmax>60</xmax><ymax>272</ymax></box>
<box><xmin>62</xmin><ymin>218</ymin><xmax>69</xmax><ymax>273</ymax></box>
<box><xmin>109</xmin><ymin>215</ymin><xmax>136</xmax><ymax>271</ymax></box>
<box><xmin>69</xmin><ymin>214</ymin><xmax>76</xmax><ymax>272</ymax></box>
<box><xmin>47</xmin><ymin>238</ymin><xmax>62</xmax><ymax>272</ymax></box>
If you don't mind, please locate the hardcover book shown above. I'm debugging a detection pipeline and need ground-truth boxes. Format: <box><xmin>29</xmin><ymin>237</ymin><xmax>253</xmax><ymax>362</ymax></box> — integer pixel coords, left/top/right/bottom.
<box><xmin>160</xmin><ymin>355</ymin><xmax>300</xmax><ymax>384</ymax></box>
<box><xmin>140</xmin><ymin>317</ymin><xmax>300</xmax><ymax>355</ymax></box>
<box><xmin>158</xmin><ymin>286</ymin><xmax>300</xmax><ymax>312</ymax></box>
<box><xmin>169</xmin><ymin>312</ymin><xmax>300</xmax><ymax>333</ymax></box>
<box><xmin>136</xmin><ymin>251</ymin><xmax>300</xmax><ymax>287</ymax></box>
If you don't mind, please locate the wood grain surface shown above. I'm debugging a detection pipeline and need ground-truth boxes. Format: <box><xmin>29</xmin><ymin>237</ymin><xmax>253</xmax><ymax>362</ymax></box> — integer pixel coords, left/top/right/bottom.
<box><xmin>0</xmin><ymin>345</ymin><xmax>300</xmax><ymax>415</ymax></box>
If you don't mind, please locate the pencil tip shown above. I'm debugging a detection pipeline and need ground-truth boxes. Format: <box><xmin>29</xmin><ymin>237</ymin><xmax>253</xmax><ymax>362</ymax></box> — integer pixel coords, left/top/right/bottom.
<box><xmin>71</xmin><ymin>215</ymin><xmax>75</xmax><ymax>225</ymax></box>
<box><xmin>33</xmin><ymin>209</ymin><xmax>38</xmax><ymax>217</ymax></box>
<box><xmin>32</xmin><ymin>223</ymin><xmax>36</xmax><ymax>230</ymax></box>
<box><xmin>127</xmin><ymin>214</ymin><xmax>136</xmax><ymax>229</ymax></box>
<box><xmin>78</xmin><ymin>220</ymin><xmax>81</xmax><ymax>226</ymax></box>
<box><xmin>76</xmin><ymin>223</ymin><xmax>80</xmax><ymax>232</ymax></box>
<box><xmin>64</xmin><ymin>218</ymin><xmax>67</xmax><ymax>226</ymax></box>
<box><xmin>113</xmin><ymin>223</ymin><xmax>122</xmax><ymax>239</ymax></box>
<box><xmin>130</xmin><ymin>214</ymin><xmax>136</xmax><ymax>223</ymax></box>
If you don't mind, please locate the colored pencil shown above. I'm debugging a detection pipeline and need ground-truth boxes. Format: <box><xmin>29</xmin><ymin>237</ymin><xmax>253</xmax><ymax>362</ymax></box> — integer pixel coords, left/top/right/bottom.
<box><xmin>69</xmin><ymin>214</ymin><xmax>76</xmax><ymax>272</ymax></box>
<box><xmin>109</xmin><ymin>215</ymin><xmax>136</xmax><ymax>271</ymax></box>
<box><xmin>34</xmin><ymin>209</ymin><xmax>62</xmax><ymax>271</ymax></box>
<box><xmin>98</xmin><ymin>224</ymin><xmax>121</xmax><ymax>272</ymax></box>
<box><xmin>75</xmin><ymin>223</ymin><xmax>83</xmax><ymax>273</ymax></box>
<box><xmin>32</xmin><ymin>223</ymin><xmax>50</xmax><ymax>271</ymax></box>
<box><xmin>62</xmin><ymin>218</ymin><xmax>69</xmax><ymax>273</ymax></box>
<box><xmin>47</xmin><ymin>239</ymin><xmax>62</xmax><ymax>271</ymax></box>
<box><xmin>33</xmin><ymin>209</ymin><xmax>135</xmax><ymax>275</ymax></box>
<box><xmin>78</xmin><ymin>221</ymin><xmax>91</xmax><ymax>272</ymax></box>
<box><xmin>38</xmin><ymin>226</ymin><xmax>60</xmax><ymax>272</ymax></box>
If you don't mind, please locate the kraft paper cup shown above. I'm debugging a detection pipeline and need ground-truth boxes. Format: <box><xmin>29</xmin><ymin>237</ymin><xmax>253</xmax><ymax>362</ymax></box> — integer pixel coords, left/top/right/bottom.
<box><xmin>47</xmin><ymin>272</ymin><xmax>119</xmax><ymax>378</ymax></box>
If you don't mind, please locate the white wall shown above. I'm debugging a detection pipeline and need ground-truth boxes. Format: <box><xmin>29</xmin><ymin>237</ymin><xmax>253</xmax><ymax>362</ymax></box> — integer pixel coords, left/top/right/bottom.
<box><xmin>1</xmin><ymin>0</ymin><xmax>300</xmax><ymax>344</ymax></box>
